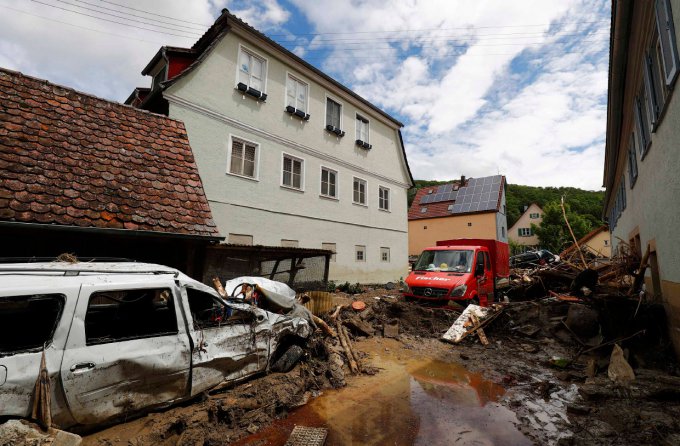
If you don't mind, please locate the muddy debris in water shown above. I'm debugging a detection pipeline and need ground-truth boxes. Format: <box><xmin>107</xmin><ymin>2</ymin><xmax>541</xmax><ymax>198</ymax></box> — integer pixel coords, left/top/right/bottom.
<box><xmin>82</xmin><ymin>335</ymin><xmax>344</xmax><ymax>446</ymax></box>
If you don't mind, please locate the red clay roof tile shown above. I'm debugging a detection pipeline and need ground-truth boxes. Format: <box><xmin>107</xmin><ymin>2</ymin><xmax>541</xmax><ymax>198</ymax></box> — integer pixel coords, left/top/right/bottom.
<box><xmin>0</xmin><ymin>67</ymin><xmax>219</xmax><ymax>238</ymax></box>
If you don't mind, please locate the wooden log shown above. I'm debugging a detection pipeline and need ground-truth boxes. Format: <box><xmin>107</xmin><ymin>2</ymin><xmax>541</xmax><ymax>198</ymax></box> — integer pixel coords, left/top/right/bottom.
<box><xmin>470</xmin><ymin>314</ymin><xmax>489</xmax><ymax>345</ymax></box>
<box><xmin>629</xmin><ymin>245</ymin><xmax>650</xmax><ymax>295</ymax></box>
<box><xmin>561</xmin><ymin>196</ymin><xmax>588</xmax><ymax>269</ymax></box>
<box><xmin>330</xmin><ymin>304</ymin><xmax>349</xmax><ymax>322</ymax></box>
<box><xmin>335</xmin><ymin>320</ymin><xmax>359</xmax><ymax>374</ymax></box>
<box><xmin>212</xmin><ymin>277</ymin><xmax>227</xmax><ymax>298</ymax></box>
<box><xmin>312</xmin><ymin>315</ymin><xmax>337</xmax><ymax>338</ymax></box>
<box><xmin>342</xmin><ymin>325</ymin><xmax>362</xmax><ymax>372</ymax></box>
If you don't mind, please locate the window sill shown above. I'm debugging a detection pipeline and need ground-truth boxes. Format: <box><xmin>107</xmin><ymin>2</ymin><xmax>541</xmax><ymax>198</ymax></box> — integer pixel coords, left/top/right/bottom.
<box><xmin>226</xmin><ymin>171</ymin><xmax>259</xmax><ymax>182</ymax></box>
<box><xmin>285</xmin><ymin>106</ymin><xmax>310</xmax><ymax>120</ymax></box>
<box><xmin>236</xmin><ymin>83</ymin><xmax>267</xmax><ymax>102</ymax></box>
<box><xmin>640</xmin><ymin>142</ymin><xmax>651</xmax><ymax>161</ymax></box>
<box><xmin>319</xmin><ymin>194</ymin><xmax>339</xmax><ymax>201</ymax></box>
<box><xmin>355</xmin><ymin>139</ymin><xmax>372</xmax><ymax>150</ymax></box>
<box><xmin>352</xmin><ymin>202</ymin><xmax>368</xmax><ymax>208</ymax></box>
<box><xmin>325</xmin><ymin>125</ymin><xmax>345</xmax><ymax>137</ymax></box>
<box><xmin>379</xmin><ymin>207</ymin><xmax>391</xmax><ymax>213</ymax></box>
<box><xmin>280</xmin><ymin>184</ymin><xmax>305</xmax><ymax>193</ymax></box>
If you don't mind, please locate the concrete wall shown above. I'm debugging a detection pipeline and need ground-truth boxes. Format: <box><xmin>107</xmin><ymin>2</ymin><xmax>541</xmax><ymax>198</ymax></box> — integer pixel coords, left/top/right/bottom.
<box><xmin>508</xmin><ymin>203</ymin><xmax>543</xmax><ymax>247</ymax></box>
<box><xmin>164</xmin><ymin>30</ymin><xmax>411</xmax><ymax>283</ymax></box>
<box><xmin>607</xmin><ymin>0</ymin><xmax>680</xmax><ymax>354</ymax></box>
<box><xmin>408</xmin><ymin>213</ymin><xmax>499</xmax><ymax>256</ymax></box>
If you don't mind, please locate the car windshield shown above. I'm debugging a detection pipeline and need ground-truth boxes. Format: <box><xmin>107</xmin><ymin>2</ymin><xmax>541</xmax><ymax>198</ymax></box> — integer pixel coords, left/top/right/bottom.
<box><xmin>414</xmin><ymin>250</ymin><xmax>473</xmax><ymax>273</ymax></box>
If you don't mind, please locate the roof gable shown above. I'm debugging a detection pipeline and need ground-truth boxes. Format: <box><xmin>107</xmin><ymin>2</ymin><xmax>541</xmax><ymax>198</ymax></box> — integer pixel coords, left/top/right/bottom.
<box><xmin>0</xmin><ymin>68</ymin><xmax>219</xmax><ymax>238</ymax></box>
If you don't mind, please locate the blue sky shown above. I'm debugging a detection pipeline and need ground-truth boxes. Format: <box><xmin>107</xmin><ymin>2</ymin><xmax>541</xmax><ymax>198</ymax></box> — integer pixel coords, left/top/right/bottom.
<box><xmin>0</xmin><ymin>0</ymin><xmax>611</xmax><ymax>189</ymax></box>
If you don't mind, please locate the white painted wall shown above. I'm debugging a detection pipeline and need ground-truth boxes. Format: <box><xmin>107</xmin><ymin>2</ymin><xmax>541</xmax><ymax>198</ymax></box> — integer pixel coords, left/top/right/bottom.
<box><xmin>164</xmin><ymin>30</ymin><xmax>411</xmax><ymax>283</ymax></box>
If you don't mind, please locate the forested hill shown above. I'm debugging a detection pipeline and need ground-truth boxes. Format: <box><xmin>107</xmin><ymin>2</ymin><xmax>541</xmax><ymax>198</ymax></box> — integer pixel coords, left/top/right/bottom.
<box><xmin>408</xmin><ymin>180</ymin><xmax>605</xmax><ymax>228</ymax></box>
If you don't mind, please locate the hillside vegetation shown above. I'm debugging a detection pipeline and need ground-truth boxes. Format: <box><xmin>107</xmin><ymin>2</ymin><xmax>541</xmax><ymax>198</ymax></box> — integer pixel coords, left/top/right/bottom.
<box><xmin>409</xmin><ymin>180</ymin><xmax>605</xmax><ymax>228</ymax></box>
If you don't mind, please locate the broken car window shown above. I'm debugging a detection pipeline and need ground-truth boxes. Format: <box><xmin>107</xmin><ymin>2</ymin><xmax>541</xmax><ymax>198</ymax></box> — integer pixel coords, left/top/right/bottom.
<box><xmin>0</xmin><ymin>294</ymin><xmax>64</xmax><ymax>355</ymax></box>
<box><xmin>186</xmin><ymin>287</ymin><xmax>253</xmax><ymax>329</ymax></box>
<box><xmin>85</xmin><ymin>288</ymin><xmax>178</xmax><ymax>345</ymax></box>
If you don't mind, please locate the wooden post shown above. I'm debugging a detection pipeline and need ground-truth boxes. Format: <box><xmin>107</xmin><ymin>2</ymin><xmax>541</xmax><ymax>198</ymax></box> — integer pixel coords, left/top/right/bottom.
<box><xmin>561</xmin><ymin>196</ymin><xmax>588</xmax><ymax>269</ymax></box>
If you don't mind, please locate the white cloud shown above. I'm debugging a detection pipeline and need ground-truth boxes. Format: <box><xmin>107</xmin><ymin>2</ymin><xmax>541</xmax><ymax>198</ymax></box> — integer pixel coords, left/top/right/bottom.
<box><xmin>0</xmin><ymin>0</ymin><xmax>216</xmax><ymax>100</ymax></box>
<box><xmin>290</xmin><ymin>0</ymin><xmax>610</xmax><ymax>190</ymax></box>
<box><xmin>227</xmin><ymin>0</ymin><xmax>290</xmax><ymax>30</ymax></box>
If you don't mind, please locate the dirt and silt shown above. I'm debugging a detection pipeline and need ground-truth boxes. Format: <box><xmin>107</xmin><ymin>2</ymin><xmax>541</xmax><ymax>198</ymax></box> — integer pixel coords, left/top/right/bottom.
<box><xmin>81</xmin><ymin>290</ymin><xmax>680</xmax><ymax>446</ymax></box>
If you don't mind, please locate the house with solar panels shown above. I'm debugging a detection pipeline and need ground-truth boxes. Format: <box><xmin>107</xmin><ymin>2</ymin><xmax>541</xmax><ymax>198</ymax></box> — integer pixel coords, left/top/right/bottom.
<box><xmin>126</xmin><ymin>9</ymin><xmax>414</xmax><ymax>283</ymax></box>
<box><xmin>407</xmin><ymin>175</ymin><xmax>508</xmax><ymax>256</ymax></box>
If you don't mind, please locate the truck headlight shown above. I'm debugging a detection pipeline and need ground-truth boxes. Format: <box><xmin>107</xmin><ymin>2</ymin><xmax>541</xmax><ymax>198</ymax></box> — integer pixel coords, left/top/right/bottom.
<box><xmin>450</xmin><ymin>285</ymin><xmax>467</xmax><ymax>297</ymax></box>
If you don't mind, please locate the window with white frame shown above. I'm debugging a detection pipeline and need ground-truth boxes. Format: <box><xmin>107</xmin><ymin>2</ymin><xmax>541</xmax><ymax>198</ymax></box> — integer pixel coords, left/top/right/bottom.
<box><xmin>229</xmin><ymin>137</ymin><xmax>257</xmax><ymax>178</ymax></box>
<box><xmin>286</xmin><ymin>74</ymin><xmax>308</xmax><ymax>113</ymax></box>
<box><xmin>380</xmin><ymin>247</ymin><xmax>390</xmax><ymax>262</ymax></box>
<box><xmin>355</xmin><ymin>245</ymin><xmax>366</xmax><ymax>262</ymax></box>
<box><xmin>282</xmin><ymin>154</ymin><xmax>303</xmax><ymax>190</ymax></box>
<box><xmin>356</xmin><ymin>114</ymin><xmax>369</xmax><ymax>142</ymax></box>
<box><xmin>326</xmin><ymin>98</ymin><xmax>342</xmax><ymax>129</ymax></box>
<box><xmin>421</xmin><ymin>207</ymin><xmax>427</xmax><ymax>213</ymax></box>
<box><xmin>353</xmin><ymin>177</ymin><xmax>366</xmax><ymax>205</ymax></box>
<box><xmin>322</xmin><ymin>242</ymin><xmax>336</xmax><ymax>262</ymax></box>
<box><xmin>529</xmin><ymin>213</ymin><xmax>540</xmax><ymax>219</ymax></box>
<box><xmin>320</xmin><ymin>167</ymin><xmax>337</xmax><ymax>198</ymax></box>
<box><xmin>238</xmin><ymin>47</ymin><xmax>266</xmax><ymax>92</ymax></box>
<box><xmin>518</xmin><ymin>227</ymin><xmax>532</xmax><ymax>237</ymax></box>
<box><xmin>378</xmin><ymin>186</ymin><xmax>389</xmax><ymax>211</ymax></box>
<box><xmin>656</xmin><ymin>0</ymin><xmax>679</xmax><ymax>86</ymax></box>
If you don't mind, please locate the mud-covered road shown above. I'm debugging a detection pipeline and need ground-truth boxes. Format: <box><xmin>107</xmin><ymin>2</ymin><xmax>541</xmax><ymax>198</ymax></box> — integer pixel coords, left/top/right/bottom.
<box><xmin>82</xmin><ymin>292</ymin><xmax>680</xmax><ymax>446</ymax></box>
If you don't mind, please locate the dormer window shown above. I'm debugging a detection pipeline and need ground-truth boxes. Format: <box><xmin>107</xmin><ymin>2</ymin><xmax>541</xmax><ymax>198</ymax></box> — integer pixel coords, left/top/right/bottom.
<box><xmin>151</xmin><ymin>65</ymin><xmax>167</xmax><ymax>91</ymax></box>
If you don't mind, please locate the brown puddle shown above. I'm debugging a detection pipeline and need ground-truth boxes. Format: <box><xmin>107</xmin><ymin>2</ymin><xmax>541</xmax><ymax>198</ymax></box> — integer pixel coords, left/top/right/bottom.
<box><xmin>233</xmin><ymin>339</ymin><xmax>531</xmax><ymax>446</ymax></box>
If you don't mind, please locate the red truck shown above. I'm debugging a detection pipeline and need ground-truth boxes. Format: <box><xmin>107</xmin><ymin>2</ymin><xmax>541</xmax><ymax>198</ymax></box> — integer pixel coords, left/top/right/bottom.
<box><xmin>404</xmin><ymin>239</ymin><xmax>510</xmax><ymax>307</ymax></box>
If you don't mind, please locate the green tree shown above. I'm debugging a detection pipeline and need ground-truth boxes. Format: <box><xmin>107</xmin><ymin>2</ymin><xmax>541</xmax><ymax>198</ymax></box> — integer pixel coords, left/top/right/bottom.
<box><xmin>532</xmin><ymin>200</ymin><xmax>592</xmax><ymax>253</ymax></box>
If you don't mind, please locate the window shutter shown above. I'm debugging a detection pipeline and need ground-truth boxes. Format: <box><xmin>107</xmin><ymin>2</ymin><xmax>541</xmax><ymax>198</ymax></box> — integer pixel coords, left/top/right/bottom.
<box><xmin>656</xmin><ymin>0</ymin><xmax>679</xmax><ymax>86</ymax></box>
<box><xmin>243</xmin><ymin>143</ymin><xmax>256</xmax><ymax>177</ymax></box>
<box><xmin>643</xmin><ymin>53</ymin><xmax>660</xmax><ymax>123</ymax></box>
<box><xmin>326</xmin><ymin>99</ymin><xmax>333</xmax><ymax>126</ymax></box>
<box><xmin>231</xmin><ymin>140</ymin><xmax>243</xmax><ymax>174</ymax></box>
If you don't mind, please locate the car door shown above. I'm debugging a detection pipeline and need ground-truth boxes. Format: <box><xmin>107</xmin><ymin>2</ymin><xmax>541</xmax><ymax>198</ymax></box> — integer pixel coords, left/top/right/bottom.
<box><xmin>474</xmin><ymin>251</ymin><xmax>493</xmax><ymax>305</ymax></box>
<box><xmin>60</xmin><ymin>279</ymin><xmax>192</xmax><ymax>425</ymax></box>
<box><xmin>179</xmin><ymin>285</ymin><xmax>265</xmax><ymax>396</ymax></box>
<box><xmin>0</xmin><ymin>282</ymin><xmax>79</xmax><ymax>427</ymax></box>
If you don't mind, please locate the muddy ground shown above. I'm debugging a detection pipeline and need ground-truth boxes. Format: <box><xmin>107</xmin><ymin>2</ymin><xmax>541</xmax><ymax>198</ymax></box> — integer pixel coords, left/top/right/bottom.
<box><xmin>82</xmin><ymin>290</ymin><xmax>680</xmax><ymax>446</ymax></box>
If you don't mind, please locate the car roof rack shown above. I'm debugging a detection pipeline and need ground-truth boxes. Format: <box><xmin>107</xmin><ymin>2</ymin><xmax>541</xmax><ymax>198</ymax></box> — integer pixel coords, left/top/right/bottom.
<box><xmin>0</xmin><ymin>257</ymin><xmax>137</xmax><ymax>263</ymax></box>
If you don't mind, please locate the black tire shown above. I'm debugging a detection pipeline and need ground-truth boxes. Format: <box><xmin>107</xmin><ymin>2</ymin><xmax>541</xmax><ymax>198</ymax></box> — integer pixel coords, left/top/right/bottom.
<box><xmin>270</xmin><ymin>344</ymin><xmax>304</xmax><ymax>373</ymax></box>
<box><xmin>468</xmin><ymin>296</ymin><xmax>480</xmax><ymax>307</ymax></box>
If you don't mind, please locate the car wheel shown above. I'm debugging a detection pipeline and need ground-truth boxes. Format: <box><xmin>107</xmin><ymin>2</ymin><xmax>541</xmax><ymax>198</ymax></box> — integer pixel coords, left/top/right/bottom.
<box><xmin>270</xmin><ymin>344</ymin><xmax>304</xmax><ymax>373</ymax></box>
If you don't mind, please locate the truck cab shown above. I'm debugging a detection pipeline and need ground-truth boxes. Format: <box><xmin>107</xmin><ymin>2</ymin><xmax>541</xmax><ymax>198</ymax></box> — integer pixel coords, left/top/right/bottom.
<box><xmin>404</xmin><ymin>239</ymin><xmax>509</xmax><ymax>307</ymax></box>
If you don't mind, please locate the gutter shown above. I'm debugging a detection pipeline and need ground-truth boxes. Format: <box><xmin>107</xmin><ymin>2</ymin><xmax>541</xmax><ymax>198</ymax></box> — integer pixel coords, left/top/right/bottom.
<box><xmin>0</xmin><ymin>221</ymin><xmax>224</xmax><ymax>243</ymax></box>
<box><xmin>602</xmin><ymin>0</ymin><xmax>633</xmax><ymax>217</ymax></box>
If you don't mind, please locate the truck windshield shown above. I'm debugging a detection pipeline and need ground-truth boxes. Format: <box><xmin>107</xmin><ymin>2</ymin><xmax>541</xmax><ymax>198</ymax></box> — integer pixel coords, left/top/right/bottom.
<box><xmin>414</xmin><ymin>250</ymin><xmax>473</xmax><ymax>273</ymax></box>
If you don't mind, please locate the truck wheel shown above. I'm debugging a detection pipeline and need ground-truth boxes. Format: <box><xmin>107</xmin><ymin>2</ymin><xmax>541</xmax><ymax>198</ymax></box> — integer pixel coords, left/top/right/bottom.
<box><xmin>469</xmin><ymin>296</ymin><xmax>480</xmax><ymax>306</ymax></box>
<box><xmin>270</xmin><ymin>344</ymin><xmax>304</xmax><ymax>373</ymax></box>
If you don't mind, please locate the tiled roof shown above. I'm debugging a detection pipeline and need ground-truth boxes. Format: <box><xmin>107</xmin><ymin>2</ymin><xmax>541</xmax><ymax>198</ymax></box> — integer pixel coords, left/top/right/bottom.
<box><xmin>0</xmin><ymin>67</ymin><xmax>220</xmax><ymax>238</ymax></box>
<box><xmin>408</xmin><ymin>187</ymin><xmax>456</xmax><ymax>219</ymax></box>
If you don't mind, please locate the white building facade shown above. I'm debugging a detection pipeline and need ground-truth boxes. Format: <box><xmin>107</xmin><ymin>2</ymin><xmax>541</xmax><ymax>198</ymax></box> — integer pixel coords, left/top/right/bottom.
<box><xmin>130</xmin><ymin>10</ymin><xmax>414</xmax><ymax>283</ymax></box>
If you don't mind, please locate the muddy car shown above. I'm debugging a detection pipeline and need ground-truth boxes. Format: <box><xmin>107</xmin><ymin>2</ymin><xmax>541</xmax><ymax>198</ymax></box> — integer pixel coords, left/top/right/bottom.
<box><xmin>0</xmin><ymin>262</ymin><xmax>312</xmax><ymax>428</ymax></box>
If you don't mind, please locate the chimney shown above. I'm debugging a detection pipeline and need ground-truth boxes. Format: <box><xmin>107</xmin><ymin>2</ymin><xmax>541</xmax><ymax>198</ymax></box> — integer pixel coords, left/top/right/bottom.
<box><xmin>460</xmin><ymin>175</ymin><xmax>466</xmax><ymax>186</ymax></box>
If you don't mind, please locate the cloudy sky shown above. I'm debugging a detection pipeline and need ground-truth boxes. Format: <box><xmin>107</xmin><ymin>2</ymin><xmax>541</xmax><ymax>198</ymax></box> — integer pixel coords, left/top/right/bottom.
<box><xmin>0</xmin><ymin>0</ymin><xmax>610</xmax><ymax>190</ymax></box>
